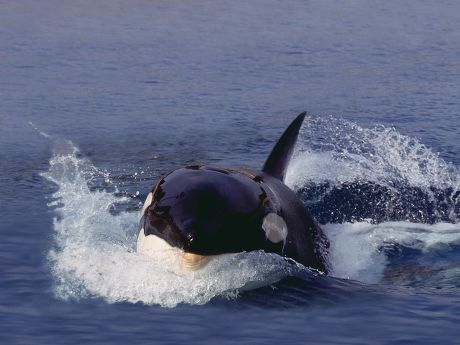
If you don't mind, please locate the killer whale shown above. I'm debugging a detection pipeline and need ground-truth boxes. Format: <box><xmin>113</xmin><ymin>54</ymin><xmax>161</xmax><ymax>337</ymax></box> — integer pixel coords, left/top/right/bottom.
<box><xmin>137</xmin><ymin>113</ymin><xmax>329</xmax><ymax>273</ymax></box>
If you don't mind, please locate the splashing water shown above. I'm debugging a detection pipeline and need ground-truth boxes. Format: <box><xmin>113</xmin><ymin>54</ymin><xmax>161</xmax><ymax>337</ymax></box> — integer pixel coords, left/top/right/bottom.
<box><xmin>43</xmin><ymin>117</ymin><xmax>460</xmax><ymax>307</ymax></box>
<box><xmin>324</xmin><ymin>221</ymin><xmax>460</xmax><ymax>284</ymax></box>
<box><xmin>285</xmin><ymin>116</ymin><xmax>460</xmax><ymax>286</ymax></box>
<box><xmin>286</xmin><ymin>116</ymin><xmax>459</xmax><ymax>223</ymax></box>
<box><xmin>42</xmin><ymin>141</ymin><xmax>305</xmax><ymax>307</ymax></box>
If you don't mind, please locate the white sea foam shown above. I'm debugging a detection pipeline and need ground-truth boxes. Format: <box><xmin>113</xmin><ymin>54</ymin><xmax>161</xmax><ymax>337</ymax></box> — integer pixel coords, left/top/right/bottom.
<box><xmin>43</xmin><ymin>117</ymin><xmax>460</xmax><ymax>305</ymax></box>
<box><xmin>43</xmin><ymin>142</ymin><xmax>301</xmax><ymax>307</ymax></box>
<box><xmin>324</xmin><ymin>221</ymin><xmax>460</xmax><ymax>283</ymax></box>
<box><xmin>285</xmin><ymin>116</ymin><xmax>460</xmax><ymax>283</ymax></box>
<box><xmin>286</xmin><ymin>117</ymin><xmax>459</xmax><ymax>223</ymax></box>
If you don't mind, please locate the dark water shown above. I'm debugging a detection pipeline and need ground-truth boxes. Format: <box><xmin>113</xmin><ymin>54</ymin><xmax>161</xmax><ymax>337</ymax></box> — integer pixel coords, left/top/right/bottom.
<box><xmin>1</xmin><ymin>1</ymin><xmax>460</xmax><ymax>344</ymax></box>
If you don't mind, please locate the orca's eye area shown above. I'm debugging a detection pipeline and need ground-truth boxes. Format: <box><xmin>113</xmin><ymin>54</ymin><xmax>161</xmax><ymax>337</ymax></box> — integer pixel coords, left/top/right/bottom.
<box><xmin>152</xmin><ymin>205</ymin><xmax>167</xmax><ymax>217</ymax></box>
<box><xmin>149</xmin><ymin>217</ymin><xmax>170</xmax><ymax>234</ymax></box>
<box><xmin>144</xmin><ymin>203</ymin><xmax>188</xmax><ymax>249</ymax></box>
<box><xmin>145</xmin><ymin>205</ymin><xmax>172</xmax><ymax>234</ymax></box>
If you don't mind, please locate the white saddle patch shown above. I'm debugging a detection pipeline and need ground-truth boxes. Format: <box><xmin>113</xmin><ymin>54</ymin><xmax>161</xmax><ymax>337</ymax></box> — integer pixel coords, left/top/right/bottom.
<box><xmin>262</xmin><ymin>213</ymin><xmax>288</xmax><ymax>244</ymax></box>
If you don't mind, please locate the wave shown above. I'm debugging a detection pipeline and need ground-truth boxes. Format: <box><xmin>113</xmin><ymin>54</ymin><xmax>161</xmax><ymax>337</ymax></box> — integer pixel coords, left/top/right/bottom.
<box><xmin>325</xmin><ymin>221</ymin><xmax>460</xmax><ymax>285</ymax></box>
<box><xmin>286</xmin><ymin>116</ymin><xmax>459</xmax><ymax>223</ymax></box>
<box><xmin>286</xmin><ymin>116</ymin><xmax>460</xmax><ymax>287</ymax></box>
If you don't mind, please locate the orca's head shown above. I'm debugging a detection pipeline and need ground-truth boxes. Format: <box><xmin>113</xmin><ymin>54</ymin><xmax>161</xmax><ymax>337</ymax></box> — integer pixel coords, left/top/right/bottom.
<box><xmin>136</xmin><ymin>113</ymin><xmax>331</xmax><ymax>272</ymax></box>
<box><xmin>137</xmin><ymin>165</ymin><xmax>287</xmax><ymax>268</ymax></box>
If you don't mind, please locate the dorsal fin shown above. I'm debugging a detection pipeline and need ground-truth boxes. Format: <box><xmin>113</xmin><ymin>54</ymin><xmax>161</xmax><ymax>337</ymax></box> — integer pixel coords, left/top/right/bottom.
<box><xmin>262</xmin><ymin>112</ymin><xmax>306</xmax><ymax>181</ymax></box>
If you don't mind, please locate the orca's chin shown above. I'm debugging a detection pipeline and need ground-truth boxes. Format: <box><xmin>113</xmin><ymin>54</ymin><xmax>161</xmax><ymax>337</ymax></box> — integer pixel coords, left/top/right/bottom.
<box><xmin>137</xmin><ymin>230</ymin><xmax>213</xmax><ymax>271</ymax></box>
<box><xmin>179</xmin><ymin>252</ymin><xmax>212</xmax><ymax>270</ymax></box>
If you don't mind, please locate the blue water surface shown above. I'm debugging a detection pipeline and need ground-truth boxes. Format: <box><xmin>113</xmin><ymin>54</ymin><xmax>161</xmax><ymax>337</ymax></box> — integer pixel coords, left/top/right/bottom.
<box><xmin>1</xmin><ymin>1</ymin><xmax>460</xmax><ymax>344</ymax></box>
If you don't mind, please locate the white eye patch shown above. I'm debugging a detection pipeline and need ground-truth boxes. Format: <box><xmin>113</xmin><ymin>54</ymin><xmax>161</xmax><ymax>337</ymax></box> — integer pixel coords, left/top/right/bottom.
<box><xmin>137</xmin><ymin>228</ymin><xmax>177</xmax><ymax>255</ymax></box>
<box><xmin>262</xmin><ymin>213</ymin><xmax>288</xmax><ymax>243</ymax></box>
<box><xmin>142</xmin><ymin>192</ymin><xmax>153</xmax><ymax>213</ymax></box>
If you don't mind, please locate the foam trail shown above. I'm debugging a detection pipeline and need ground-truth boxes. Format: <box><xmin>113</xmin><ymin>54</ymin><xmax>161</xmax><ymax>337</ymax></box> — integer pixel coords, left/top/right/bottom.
<box><xmin>43</xmin><ymin>141</ymin><xmax>302</xmax><ymax>307</ymax></box>
<box><xmin>324</xmin><ymin>221</ymin><xmax>460</xmax><ymax>284</ymax></box>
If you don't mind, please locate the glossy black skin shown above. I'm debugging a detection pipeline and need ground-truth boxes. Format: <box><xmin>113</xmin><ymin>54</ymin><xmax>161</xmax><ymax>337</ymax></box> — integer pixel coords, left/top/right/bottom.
<box><xmin>142</xmin><ymin>165</ymin><xmax>329</xmax><ymax>273</ymax></box>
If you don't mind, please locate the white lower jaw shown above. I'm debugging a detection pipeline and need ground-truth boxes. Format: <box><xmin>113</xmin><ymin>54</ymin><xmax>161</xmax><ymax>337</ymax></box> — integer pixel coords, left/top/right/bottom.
<box><xmin>137</xmin><ymin>229</ymin><xmax>212</xmax><ymax>271</ymax></box>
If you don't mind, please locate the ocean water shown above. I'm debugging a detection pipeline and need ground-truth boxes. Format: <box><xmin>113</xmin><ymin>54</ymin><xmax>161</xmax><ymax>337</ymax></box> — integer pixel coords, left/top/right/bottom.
<box><xmin>1</xmin><ymin>1</ymin><xmax>460</xmax><ymax>344</ymax></box>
